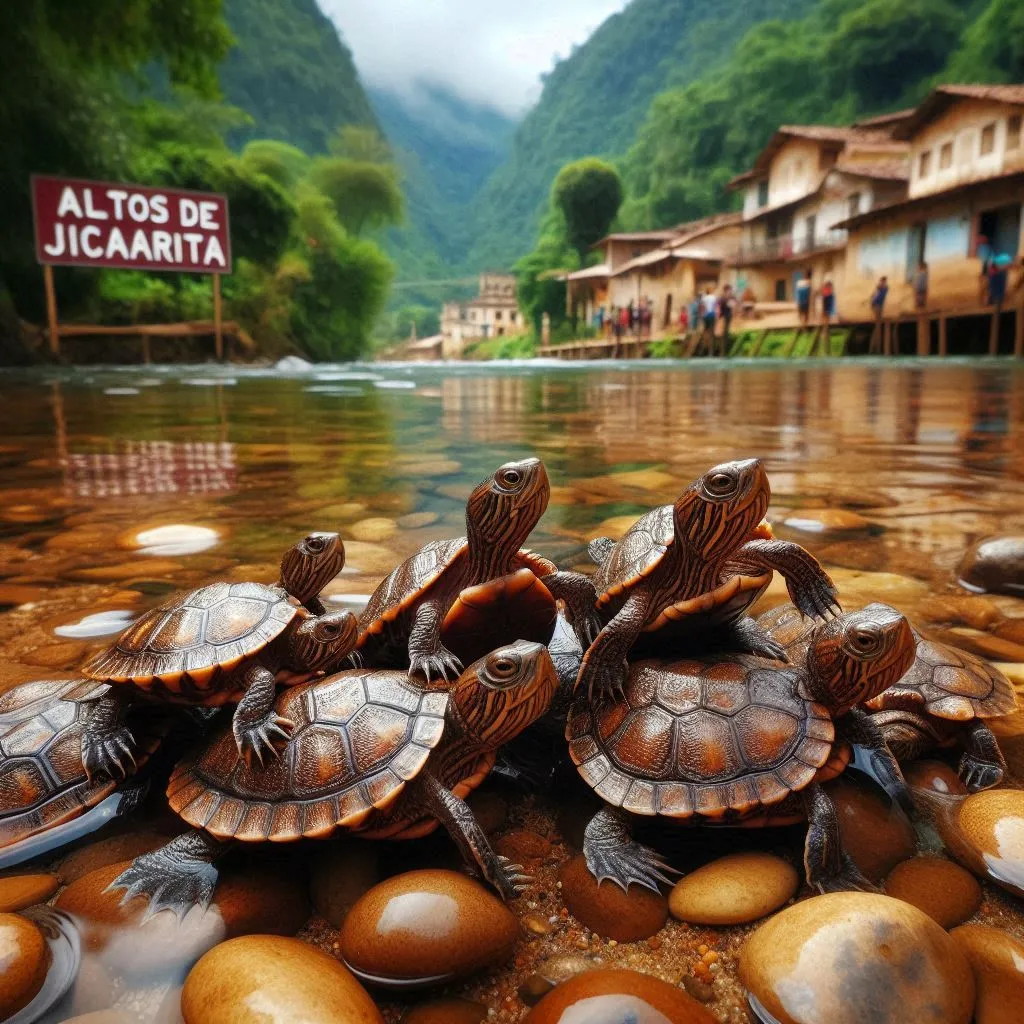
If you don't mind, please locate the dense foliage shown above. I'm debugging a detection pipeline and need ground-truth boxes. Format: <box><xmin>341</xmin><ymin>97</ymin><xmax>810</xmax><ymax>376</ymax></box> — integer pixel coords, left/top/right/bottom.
<box><xmin>552</xmin><ymin>159</ymin><xmax>623</xmax><ymax>265</ymax></box>
<box><xmin>0</xmin><ymin>0</ymin><xmax>395</xmax><ymax>362</ymax></box>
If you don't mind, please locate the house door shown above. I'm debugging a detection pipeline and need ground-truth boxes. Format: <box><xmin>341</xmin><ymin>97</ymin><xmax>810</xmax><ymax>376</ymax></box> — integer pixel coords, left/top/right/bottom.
<box><xmin>805</xmin><ymin>214</ymin><xmax>817</xmax><ymax>252</ymax></box>
<box><xmin>664</xmin><ymin>293</ymin><xmax>673</xmax><ymax>328</ymax></box>
<box><xmin>906</xmin><ymin>223</ymin><xmax>926</xmax><ymax>281</ymax></box>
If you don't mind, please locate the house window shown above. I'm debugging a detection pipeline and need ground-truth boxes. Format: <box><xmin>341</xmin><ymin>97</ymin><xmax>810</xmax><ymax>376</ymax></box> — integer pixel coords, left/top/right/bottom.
<box><xmin>495</xmin><ymin>310</ymin><xmax>502</xmax><ymax>321</ymax></box>
<box><xmin>510</xmin><ymin>311</ymin><xmax>517</xmax><ymax>323</ymax></box>
<box><xmin>757</xmin><ymin>180</ymin><xmax>769</xmax><ymax>207</ymax></box>
<box><xmin>980</xmin><ymin>123</ymin><xmax>996</xmax><ymax>156</ymax></box>
<box><xmin>939</xmin><ymin>142</ymin><xmax>953</xmax><ymax>169</ymax></box>
<box><xmin>470</xmin><ymin>310</ymin><xmax>477</xmax><ymax>321</ymax></box>
<box><xmin>774</xmin><ymin>279</ymin><xmax>787</xmax><ymax>301</ymax></box>
<box><xmin>918</xmin><ymin>150</ymin><xmax>932</xmax><ymax>178</ymax></box>
<box><xmin>848</xmin><ymin>192</ymin><xmax>862</xmax><ymax>218</ymax></box>
<box><xmin>1008</xmin><ymin>115</ymin><xmax>1022</xmax><ymax>151</ymax></box>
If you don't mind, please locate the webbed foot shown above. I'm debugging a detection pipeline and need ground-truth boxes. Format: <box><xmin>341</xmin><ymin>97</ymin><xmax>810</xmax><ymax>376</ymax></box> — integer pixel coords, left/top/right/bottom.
<box><xmin>583</xmin><ymin>806</ymin><xmax>676</xmax><ymax>892</ymax></box>
<box><xmin>792</xmin><ymin>574</ymin><xmax>842</xmax><ymax>621</ymax></box>
<box><xmin>233</xmin><ymin>713</ymin><xmax>294</xmax><ymax>768</ymax></box>
<box><xmin>409</xmin><ymin>647</ymin><xmax>463</xmax><ymax>685</ymax></box>
<box><xmin>810</xmin><ymin>851</ymin><xmax>879</xmax><ymax>894</ymax></box>
<box><xmin>959</xmin><ymin>752</ymin><xmax>1004</xmax><ymax>792</ymax></box>
<box><xmin>83</xmin><ymin>724</ymin><xmax>137</xmax><ymax>783</ymax></box>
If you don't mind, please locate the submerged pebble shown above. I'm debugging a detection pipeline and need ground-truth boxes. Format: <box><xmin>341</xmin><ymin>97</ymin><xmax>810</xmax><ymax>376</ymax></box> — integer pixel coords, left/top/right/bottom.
<box><xmin>904</xmin><ymin>759</ymin><xmax>968</xmax><ymax>796</ymax></box>
<box><xmin>668</xmin><ymin>852</ymin><xmax>798</xmax><ymax>925</ymax></box>
<box><xmin>182</xmin><ymin>934</ymin><xmax>383</xmax><ymax>1024</ymax></box>
<box><xmin>937</xmin><ymin>788</ymin><xmax>1024</xmax><ymax>899</ymax></box>
<box><xmin>739</xmin><ymin>892</ymin><xmax>974</xmax><ymax>1024</ymax></box>
<box><xmin>958</xmin><ymin>536</ymin><xmax>1024</xmax><ymax>596</ymax></box>
<box><xmin>53</xmin><ymin>609</ymin><xmax>136</xmax><ymax>639</ymax></box>
<box><xmin>884</xmin><ymin>856</ymin><xmax>981</xmax><ymax>928</ymax></box>
<box><xmin>558</xmin><ymin>854</ymin><xmax>667</xmax><ymax>942</ymax></box>
<box><xmin>0</xmin><ymin>912</ymin><xmax>49</xmax><ymax>1019</ymax></box>
<box><xmin>950</xmin><ymin>924</ymin><xmax>1024</xmax><ymax>1024</ymax></box>
<box><xmin>340</xmin><ymin>869</ymin><xmax>519</xmax><ymax>988</ymax></box>
<box><xmin>349</xmin><ymin>518</ymin><xmax>398</xmax><ymax>543</ymax></box>
<box><xmin>524</xmin><ymin>968</ymin><xmax>716</xmax><ymax>1023</ymax></box>
<box><xmin>0</xmin><ymin>873</ymin><xmax>60</xmax><ymax>912</ymax></box>
<box><xmin>783</xmin><ymin>509</ymin><xmax>870</xmax><ymax>534</ymax></box>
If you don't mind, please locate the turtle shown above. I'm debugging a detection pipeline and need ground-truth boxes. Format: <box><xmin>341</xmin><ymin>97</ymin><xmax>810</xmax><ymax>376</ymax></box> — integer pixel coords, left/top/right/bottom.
<box><xmin>356</xmin><ymin>457</ymin><xmax>601</xmax><ymax>683</ymax></box>
<box><xmin>579</xmin><ymin>458</ymin><xmax>841</xmax><ymax>700</ymax></box>
<box><xmin>107</xmin><ymin>640</ymin><xmax>560</xmax><ymax>916</ymax></box>
<box><xmin>758</xmin><ymin>601</ymin><xmax>1018</xmax><ymax>791</ymax></box>
<box><xmin>0</xmin><ymin>679</ymin><xmax>167</xmax><ymax>867</ymax></box>
<box><xmin>566</xmin><ymin>604</ymin><xmax>917</xmax><ymax>893</ymax></box>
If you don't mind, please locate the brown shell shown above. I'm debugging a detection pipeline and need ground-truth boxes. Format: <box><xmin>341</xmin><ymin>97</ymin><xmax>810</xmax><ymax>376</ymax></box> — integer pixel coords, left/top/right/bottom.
<box><xmin>167</xmin><ymin>668</ymin><xmax>449</xmax><ymax>841</ymax></box>
<box><xmin>594</xmin><ymin>505</ymin><xmax>674</xmax><ymax>606</ymax></box>
<box><xmin>760</xmin><ymin>605</ymin><xmax>1018</xmax><ymax>723</ymax></box>
<box><xmin>0</xmin><ymin>679</ymin><xmax>162</xmax><ymax>849</ymax></box>
<box><xmin>865</xmin><ymin>631</ymin><xmax>1017</xmax><ymax>721</ymax></box>
<box><xmin>567</xmin><ymin>657</ymin><xmax>835</xmax><ymax>819</ymax></box>
<box><xmin>440</xmin><ymin>568</ymin><xmax>557</xmax><ymax>667</ymax></box>
<box><xmin>82</xmin><ymin>582</ymin><xmax>298</xmax><ymax>693</ymax></box>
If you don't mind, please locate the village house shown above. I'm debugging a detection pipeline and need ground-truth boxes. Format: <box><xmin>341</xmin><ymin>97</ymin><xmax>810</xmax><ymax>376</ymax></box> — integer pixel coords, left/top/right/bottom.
<box><xmin>440</xmin><ymin>272</ymin><xmax>519</xmax><ymax>358</ymax></box>
<box><xmin>835</xmin><ymin>85</ymin><xmax>1024</xmax><ymax>317</ymax></box>
<box><xmin>726</xmin><ymin>126</ymin><xmax>910</xmax><ymax>312</ymax></box>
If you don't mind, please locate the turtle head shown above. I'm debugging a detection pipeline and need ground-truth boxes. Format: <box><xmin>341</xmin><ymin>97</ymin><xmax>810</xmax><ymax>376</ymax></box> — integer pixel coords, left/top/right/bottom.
<box><xmin>290</xmin><ymin>610</ymin><xmax>359</xmax><ymax>673</ymax></box>
<box><xmin>466</xmin><ymin>458</ymin><xmax>550</xmax><ymax>556</ymax></box>
<box><xmin>672</xmin><ymin>459</ymin><xmax>770</xmax><ymax>562</ymax></box>
<box><xmin>280</xmin><ymin>532</ymin><xmax>345</xmax><ymax>606</ymax></box>
<box><xmin>450</xmin><ymin>640</ymin><xmax>558</xmax><ymax>750</ymax></box>
<box><xmin>805</xmin><ymin>603</ymin><xmax>916</xmax><ymax>716</ymax></box>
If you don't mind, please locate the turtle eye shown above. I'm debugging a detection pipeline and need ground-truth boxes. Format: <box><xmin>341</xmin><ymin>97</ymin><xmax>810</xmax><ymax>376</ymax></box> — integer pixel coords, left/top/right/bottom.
<box><xmin>306</xmin><ymin>535</ymin><xmax>325</xmax><ymax>553</ymax></box>
<box><xmin>490</xmin><ymin>655</ymin><xmax>519</xmax><ymax>679</ymax></box>
<box><xmin>499</xmin><ymin>468</ymin><xmax>523</xmax><ymax>488</ymax></box>
<box><xmin>705</xmin><ymin>471</ymin><xmax>738</xmax><ymax>497</ymax></box>
<box><xmin>850</xmin><ymin>627</ymin><xmax>881</xmax><ymax>655</ymax></box>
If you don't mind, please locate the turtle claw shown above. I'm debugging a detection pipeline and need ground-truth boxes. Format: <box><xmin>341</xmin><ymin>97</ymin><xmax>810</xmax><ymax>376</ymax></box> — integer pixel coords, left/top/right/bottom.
<box><xmin>345</xmin><ymin>650</ymin><xmax>365</xmax><ymax>669</ymax></box>
<box><xmin>107</xmin><ymin>849</ymin><xmax>218</xmax><ymax>921</ymax></box>
<box><xmin>495</xmin><ymin>855</ymin><xmax>532</xmax><ymax>899</ymax></box>
<box><xmin>234</xmin><ymin>715</ymin><xmax>294</xmax><ymax>768</ymax></box>
<box><xmin>580</xmin><ymin>659</ymin><xmax>629</xmax><ymax>704</ymax></box>
<box><xmin>959</xmin><ymin>754</ymin><xmax>1003</xmax><ymax>792</ymax></box>
<box><xmin>813</xmin><ymin>852</ymin><xmax>879</xmax><ymax>894</ymax></box>
<box><xmin>584</xmin><ymin>837</ymin><xmax>676</xmax><ymax>893</ymax></box>
<box><xmin>410</xmin><ymin>648</ymin><xmax>463</xmax><ymax>686</ymax></box>
<box><xmin>794</xmin><ymin>581</ymin><xmax>842</xmax><ymax>622</ymax></box>
<box><xmin>83</xmin><ymin>726</ymin><xmax>137</xmax><ymax>783</ymax></box>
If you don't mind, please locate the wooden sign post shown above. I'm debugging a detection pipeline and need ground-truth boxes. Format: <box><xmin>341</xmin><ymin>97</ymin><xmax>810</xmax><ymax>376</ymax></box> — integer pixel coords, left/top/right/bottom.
<box><xmin>43</xmin><ymin>264</ymin><xmax>59</xmax><ymax>356</ymax></box>
<box><xmin>213</xmin><ymin>273</ymin><xmax>223</xmax><ymax>361</ymax></box>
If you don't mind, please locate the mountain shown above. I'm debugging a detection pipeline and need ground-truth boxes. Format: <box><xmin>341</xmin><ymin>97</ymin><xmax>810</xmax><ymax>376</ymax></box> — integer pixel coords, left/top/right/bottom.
<box><xmin>220</xmin><ymin>0</ymin><xmax>378</xmax><ymax>154</ymax></box>
<box><xmin>370</xmin><ymin>86</ymin><xmax>516</xmax><ymax>290</ymax></box>
<box><xmin>467</xmin><ymin>0</ymin><xmax>800</xmax><ymax>270</ymax></box>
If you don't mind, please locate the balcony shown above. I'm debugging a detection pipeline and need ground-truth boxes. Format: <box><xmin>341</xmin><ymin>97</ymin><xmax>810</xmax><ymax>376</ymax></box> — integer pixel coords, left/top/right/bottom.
<box><xmin>734</xmin><ymin>229</ymin><xmax>849</xmax><ymax>264</ymax></box>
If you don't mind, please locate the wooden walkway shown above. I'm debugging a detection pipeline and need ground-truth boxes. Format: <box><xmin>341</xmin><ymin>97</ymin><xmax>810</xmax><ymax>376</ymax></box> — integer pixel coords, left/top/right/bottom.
<box><xmin>539</xmin><ymin>303</ymin><xmax>1024</xmax><ymax>361</ymax></box>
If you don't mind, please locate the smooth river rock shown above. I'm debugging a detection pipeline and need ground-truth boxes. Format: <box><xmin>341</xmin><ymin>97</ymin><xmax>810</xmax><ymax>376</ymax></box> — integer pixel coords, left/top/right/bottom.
<box><xmin>783</xmin><ymin>509</ymin><xmax>870</xmax><ymax>535</ymax></box>
<box><xmin>0</xmin><ymin>873</ymin><xmax>60</xmax><ymax>912</ymax></box>
<box><xmin>0</xmin><ymin>912</ymin><xmax>49</xmax><ymax>1019</ymax></box>
<box><xmin>884</xmin><ymin>857</ymin><xmax>981</xmax><ymax>928</ymax></box>
<box><xmin>668</xmin><ymin>852</ymin><xmax>798</xmax><ymax>925</ymax></box>
<box><xmin>181</xmin><ymin>934</ymin><xmax>383</xmax><ymax>1024</ymax></box>
<box><xmin>958</xmin><ymin>536</ymin><xmax>1024</xmax><ymax>596</ymax></box>
<box><xmin>559</xmin><ymin>854</ymin><xmax>668</xmax><ymax>941</ymax></box>
<box><xmin>904</xmin><ymin>760</ymin><xmax>968</xmax><ymax>797</ymax></box>
<box><xmin>936</xmin><ymin>788</ymin><xmax>1024</xmax><ymax>899</ymax></box>
<box><xmin>739</xmin><ymin>892</ymin><xmax>975</xmax><ymax>1024</ymax></box>
<box><xmin>829</xmin><ymin>775</ymin><xmax>917</xmax><ymax>881</ymax></box>
<box><xmin>525</xmin><ymin>968</ymin><xmax>717</xmax><ymax>1023</ymax></box>
<box><xmin>340</xmin><ymin>869</ymin><xmax>519</xmax><ymax>988</ymax></box>
<box><xmin>950</xmin><ymin>924</ymin><xmax>1024</xmax><ymax>1024</ymax></box>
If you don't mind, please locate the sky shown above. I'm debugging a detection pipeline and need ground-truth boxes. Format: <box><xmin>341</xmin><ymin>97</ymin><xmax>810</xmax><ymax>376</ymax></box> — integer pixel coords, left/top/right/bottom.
<box><xmin>320</xmin><ymin>0</ymin><xmax>629</xmax><ymax>117</ymax></box>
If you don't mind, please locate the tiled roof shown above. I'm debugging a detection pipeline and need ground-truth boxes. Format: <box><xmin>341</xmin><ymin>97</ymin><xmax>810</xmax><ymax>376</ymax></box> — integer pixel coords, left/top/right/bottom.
<box><xmin>892</xmin><ymin>84</ymin><xmax>1024</xmax><ymax>139</ymax></box>
<box><xmin>834</xmin><ymin>159</ymin><xmax>909</xmax><ymax>181</ymax></box>
<box><xmin>852</xmin><ymin>109</ymin><xmax>916</xmax><ymax>129</ymax></box>
<box><xmin>590</xmin><ymin>229</ymin><xmax>679</xmax><ymax>249</ymax></box>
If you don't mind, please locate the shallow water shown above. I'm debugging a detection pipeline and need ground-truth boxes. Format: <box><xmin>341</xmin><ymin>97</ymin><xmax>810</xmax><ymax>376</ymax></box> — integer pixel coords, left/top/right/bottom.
<box><xmin>2</xmin><ymin>358</ymin><xmax>1024</xmax><ymax>1021</ymax></box>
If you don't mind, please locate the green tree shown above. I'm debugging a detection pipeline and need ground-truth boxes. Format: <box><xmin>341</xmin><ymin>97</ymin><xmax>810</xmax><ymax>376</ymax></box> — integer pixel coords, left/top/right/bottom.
<box><xmin>330</xmin><ymin>125</ymin><xmax>393</xmax><ymax>164</ymax></box>
<box><xmin>551</xmin><ymin>158</ymin><xmax>623</xmax><ymax>264</ymax></box>
<box><xmin>240</xmin><ymin>139</ymin><xmax>310</xmax><ymax>190</ymax></box>
<box><xmin>949</xmin><ymin>0</ymin><xmax>1024</xmax><ymax>82</ymax></box>
<box><xmin>306</xmin><ymin>157</ymin><xmax>404</xmax><ymax>236</ymax></box>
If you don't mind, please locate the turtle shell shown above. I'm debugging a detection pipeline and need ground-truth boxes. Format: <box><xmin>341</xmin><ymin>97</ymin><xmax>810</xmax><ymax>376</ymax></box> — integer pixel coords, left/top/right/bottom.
<box><xmin>357</xmin><ymin>537</ymin><xmax>556</xmax><ymax>641</ymax></box>
<box><xmin>82</xmin><ymin>582</ymin><xmax>299</xmax><ymax>696</ymax></box>
<box><xmin>167</xmin><ymin>668</ymin><xmax>450</xmax><ymax>841</ymax></box>
<box><xmin>864</xmin><ymin>630</ymin><xmax>1017</xmax><ymax>721</ymax></box>
<box><xmin>0</xmin><ymin>679</ymin><xmax>162</xmax><ymax>849</ymax></box>
<box><xmin>567</xmin><ymin>657</ymin><xmax>835</xmax><ymax>819</ymax></box>
<box><xmin>594</xmin><ymin>505</ymin><xmax>675</xmax><ymax>606</ymax></box>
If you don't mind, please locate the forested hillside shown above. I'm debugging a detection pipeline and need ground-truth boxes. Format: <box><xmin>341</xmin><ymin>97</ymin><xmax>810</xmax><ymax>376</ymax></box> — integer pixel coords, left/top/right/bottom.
<box><xmin>221</xmin><ymin>0</ymin><xmax>378</xmax><ymax>154</ymax></box>
<box><xmin>466</xmin><ymin>0</ymin><xmax>801</xmax><ymax>271</ymax></box>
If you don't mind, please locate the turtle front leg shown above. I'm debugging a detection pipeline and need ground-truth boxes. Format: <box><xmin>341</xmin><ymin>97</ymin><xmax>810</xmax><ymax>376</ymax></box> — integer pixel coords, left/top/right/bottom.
<box><xmin>960</xmin><ymin>719</ymin><xmax>1006</xmax><ymax>791</ymax></box>
<box><xmin>839</xmin><ymin>707</ymin><xmax>913</xmax><ymax>814</ymax></box>
<box><xmin>802</xmin><ymin>783</ymin><xmax>877</xmax><ymax>893</ymax></box>
<box><xmin>409</xmin><ymin>597</ymin><xmax>463</xmax><ymax>685</ymax></box>
<box><xmin>730</xmin><ymin>616</ymin><xmax>788</xmax><ymax>661</ymax></box>
<box><xmin>541</xmin><ymin>571</ymin><xmax>602</xmax><ymax>647</ymax></box>
<box><xmin>583</xmin><ymin>806</ymin><xmax>676</xmax><ymax>893</ymax></box>
<box><xmin>417</xmin><ymin>770</ymin><xmax>529</xmax><ymax>901</ymax></box>
<box><xmin>233</xmin><ymin>663</ymin><xmax>295</xmax><ymax>767</ymax></box>
<box><xmin>82</xmin><ymin>691</ymin><xmax>138</xmax><ymax>783</ymax></box>
<box><xmin>733</xmin><ymin>539</ymin><xmax>841</xmax><ymax>620</ymax></box>
<box><xmin>577</xmin><ymin>589</ymin><xmax>652</xmax><ymax>701</ymax></box>
<box><xmin>107</xmin><ymin>830</ymin><xmax>226</xmax><ymax>921</ymax></box>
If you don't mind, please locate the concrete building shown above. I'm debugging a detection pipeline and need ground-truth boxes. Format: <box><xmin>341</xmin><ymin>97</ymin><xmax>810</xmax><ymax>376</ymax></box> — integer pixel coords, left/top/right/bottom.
<box><xmin>440</xmin><ymin>273</ymin><xmax>519</xmax><ymax>358</ymax></box>
<box><xmin>836</xmin><ymin>85</ymin><xmax>1024</xmax><ymax>315</ymax></box>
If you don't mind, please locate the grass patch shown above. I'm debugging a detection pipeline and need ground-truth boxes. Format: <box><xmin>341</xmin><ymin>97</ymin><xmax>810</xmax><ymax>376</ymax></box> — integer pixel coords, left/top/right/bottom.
<box><xmin>463</xmin><ymin>333</ymin><xmax>538</xmax><ymax>360</ymax></box>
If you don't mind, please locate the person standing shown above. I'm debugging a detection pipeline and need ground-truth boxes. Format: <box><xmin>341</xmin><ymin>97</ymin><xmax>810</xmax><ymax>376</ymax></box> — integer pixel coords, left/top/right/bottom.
<box><xmin>719</xmin><ymin>283</ymin><xmax>735</xmax><ymax>353</ymax></box>
<box><xmin>870</xmin><ymin>275</ymin><xmax>889</xmax><ymax>353</ymax></box>
<box><xmin>913</xmin><ymin>261</ymin><xmax>928</xmax><ymax>310</ymax></box>
<box><xmin>701</xmin><ymin>285</ymin><xmax>718</xmax><ymax>355</ymax></box>
<box><xmin>989</xmin><ymin>255</ymin><xmax>1010</xmax><ymax>307</ymax></box>
<box><xmin>795</xmin><ymin>269</ymin><xmax>813</xmax><ymax>326</ymax></box>
<box><xmin>820</xmin><ymin>277</ymin><xmax>836</xmax><ymax>322</ymax></box>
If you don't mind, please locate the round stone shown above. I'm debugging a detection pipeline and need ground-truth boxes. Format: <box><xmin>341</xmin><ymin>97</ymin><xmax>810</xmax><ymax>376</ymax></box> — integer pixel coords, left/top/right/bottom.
<box><xmin>495</xmin><ymin>829</ymin><xmax>551</xmax><ymax>868</ymax></box>
<box><xmin>402</xmin><ymin>998</ymin><xmax>487</xmax><ymax>1023</ymax></box>
<box><xmin>0</xmin><ymin>873</ymin><xmax>60</xmax><ymax>912</ymax></box>
<box><xmin>829</xmin><ymin>776</ymin><xmax>917</xmax><ymax>882</ymax></box>
<box><xmin>126</xmin><ymin>524</ymin><xmax>219</xmax><ymax>557</ymax></box>
<box><xmin>308</xmin><ymin>842</ymin><xmax>380</xmax><ymax>928</ymax></box>
<box><xmin>397</xmin><ymin>512</ymin><xmax>440</xmax><ymax>530</ymax></box>
<box><xmin>783</xmin><ymin>509</ymin><xmax>870</xmax><ymax>535</ymax></box>
<box><xmin>958</xmin><ymin>537</ymin><xmax>1024</xmax><ymax>596</ymax></box>
<box><xmin>668</xmin><ymin>852</ymin><xmax>798</xmax><ymax>926</ymax></box>
<box><xmin>0</xmin><ymin>912</ymin><xmax>49</xmax><ymax>1019</ymax></box>
<box><xmin>339</xmin><ymin>869</ymin><xmax>519</xmax><ymax>988</ymax></box>
<box><xmin>350</xmin><ymin>518</ymin><xmax>398</xmax><ymax>543</ymax></box>
<box><xmin>181</xmin><ymin>934</ymin><xmax>383</xmax><ymax>1023</ymax></box>
<box><xmin>904</xmin><ymin>760</ymin><xmax>968</xmax><ymax>797</ymax></box>
<box><xmin>524</xmin><ymin>968</ymin><xmax>716</xmax><ymax>1023</ymax></box>
<box><xmin>942</xmin><ymin>789</ymin><xmax>1024</xmax><ymax>899</ymax></box>
<box><xmin>739</xmin><ymin>892</ymin><xmax>974</xmax><ymax>1024</ymax></box>
<box><xmin>950</xmin><ymin>924</ymin><xmax>1024</xmax><ymax>1024</ymax></box>
<box><xmin>558</xmin><ymin>854</ymin><xmax>668</xmax><ymax>942</ymax></box>
<box><xmin>884</xmin><ymin>857</ymin><xmax>981</xmax><ymax>928</ymax></box>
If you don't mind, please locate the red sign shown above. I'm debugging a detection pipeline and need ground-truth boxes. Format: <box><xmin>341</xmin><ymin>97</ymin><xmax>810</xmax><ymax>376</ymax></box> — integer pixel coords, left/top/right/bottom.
<box><xmin>31</xmin><ymin>175</ymin><xmax>231</xmax><ymax>274</ymax></box>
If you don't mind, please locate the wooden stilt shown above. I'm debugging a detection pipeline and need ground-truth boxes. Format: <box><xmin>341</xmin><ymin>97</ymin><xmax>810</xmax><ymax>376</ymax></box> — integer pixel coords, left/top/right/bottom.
<box><xmin>749</xmin><ymin>329</ymin><xmax>768</xmax><ymax>358</ymax></box>
<box><xmin>819</xmin><ymin>323</ymin><xmax>830</xmax><ymax>357</ymax></box>
<box><xmin>989</xmin><ymin>304</ymin><xmax>1001</xmax><ymax>356</ymax></box>
<box><xmin>869</xmin><ymin>317</ymin><xmax>881</xmax><ymax>354</ymax></box>
<box><xmin>142</xmin><ymin>335</ymin><xmax>151</xmax><ymax>364</ymax></box>
<box><xmin>938</xmin><ymin>315</ymin><xmax>948</xmax><ymax>357</ymax></box>
<box><xmin>43</xmin><ymin>265</ymin><xmax>59</xmax><ymax>358</ymax></box>
<box><xmin>213</xmin><ymin>273</ymin><xmax>224</xmax><ymax>361</ymax></box>
<box><xmin>783</xmin><ymin>328</ymin><xmax>802</xmax><ymax>359</ymax></box>
<box><xmin>916</xmin><ymin>315</ymin><xmax>929</xmax><ymax>357</ymax></box>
